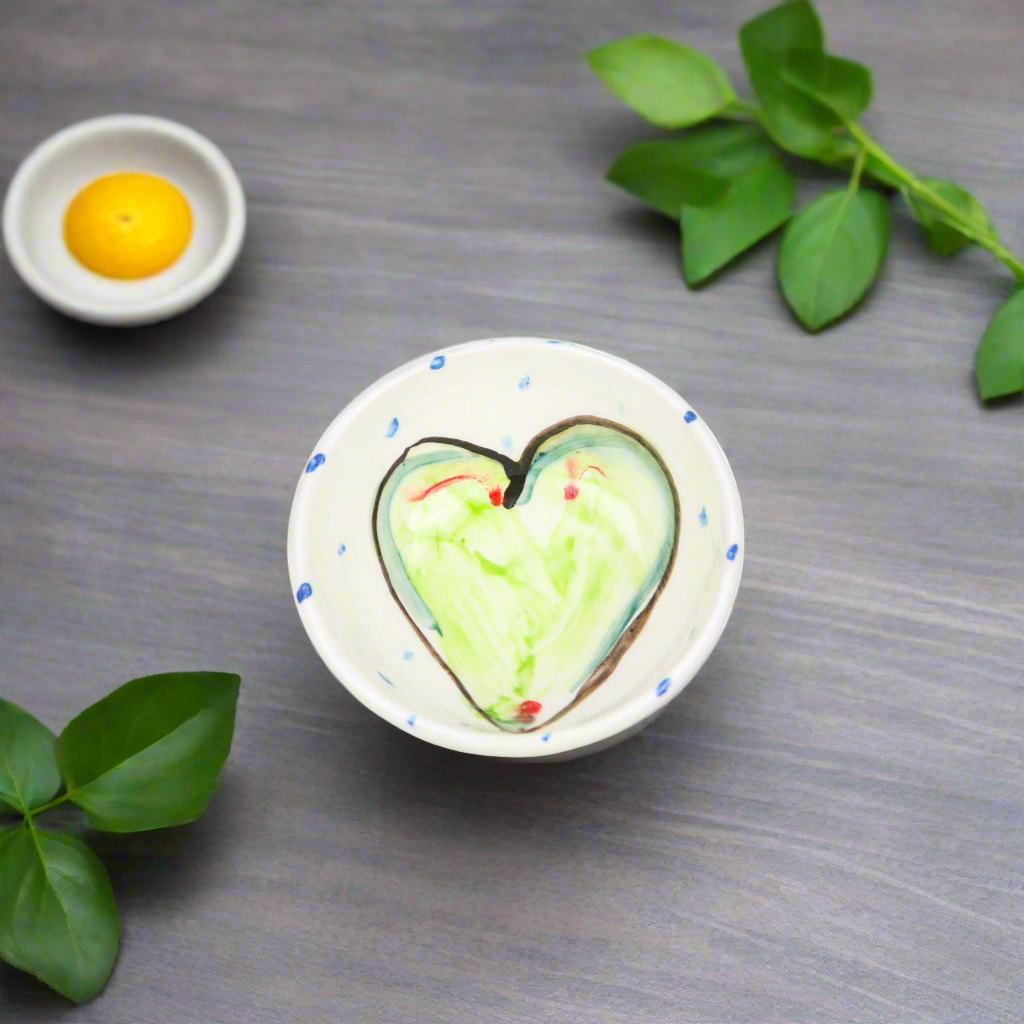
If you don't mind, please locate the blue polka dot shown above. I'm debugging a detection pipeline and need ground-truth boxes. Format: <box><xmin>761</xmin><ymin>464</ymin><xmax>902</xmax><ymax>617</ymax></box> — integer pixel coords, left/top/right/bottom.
<box><xmin>296</xmin><ymin>582</ymin><xmax>312</xmax><ymax>603</ymax></box>
<box><xmin>518</xmin><ymin>375</ymin><xmax>530</xmax><ymax>390</ymax></box>
<box><xmin>546</xmin><ymin>339</ymin><xmax>561</xmax><ymax>345</ymax></box>
<box><xmin>542</xmin><ymin>732</ymin><xmax>552</xmax><ymax>741</ymax></box>
<box><xmin>501</xmin><ymin>435</ymin><xmax>513</xmax><ymax>452</ymax></box>
<box><xmin>338</xmin><ymin>543</ymin><xmax>346</xmax><ymax>555</ymax></box>
<box><xmin>407</xmin><ymin>715</ymin><xmax>416</xmax><ymax>727</ymax></box>
<box><xmin>378</xmin><ymin>671</ymin><xmax>394</xmax><ymax>687</ymax></box>
<box><xmin>684</xmin><ymin>411</ymin><xmax>697</xmax><ymax>424</ymax></box>
<box><xmin>402</xmin><ymin>650</ymin><xmax>414</xmax><ymax>660</ymax></box>
<box><xmin>698</xmin><ymin>506</ymin><xmax>708</xmax><ymax>526</ymax></box>
<box><xmin>726</xmin><ymin>544</ymin><xmax>739</xmax><ymax>561</ymax></box>
<box><xmin>430</xmin><ymin>355</ymin><xmax>445</xmax><ymax>370</ymax></box>
<box><xmin>305</xmin><ymin>453</ymin><xmax>325</xmax><ymax>473</ymax></box>
<box><xmin>386</xmin><ymin>417</ymin><xmax>399</xmax><ymax>438</ymax></box>
<box><xmin>656</xmin><ymin>678</ymin><xmax>671</xmax><ymax>696</ymax></box>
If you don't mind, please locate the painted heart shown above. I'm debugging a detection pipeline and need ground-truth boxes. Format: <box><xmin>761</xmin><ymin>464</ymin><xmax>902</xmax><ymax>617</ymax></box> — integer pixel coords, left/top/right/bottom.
<box><xmin>373</xmin><ymin>417</ymin><xmax>679</xmax><ymax>732</ymax></box>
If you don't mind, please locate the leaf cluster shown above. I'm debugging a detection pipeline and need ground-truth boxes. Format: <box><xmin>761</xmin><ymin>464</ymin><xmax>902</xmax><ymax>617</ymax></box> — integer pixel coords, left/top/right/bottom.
<box><xmin>1</xmin><ymin>673</ymin><xmax>240</xmax><ymax>1002</ymax></box>
<box><xmin>588</xmin><ymin>0</ymin><xmax>1024</xmax><ymax>399</ymax></box>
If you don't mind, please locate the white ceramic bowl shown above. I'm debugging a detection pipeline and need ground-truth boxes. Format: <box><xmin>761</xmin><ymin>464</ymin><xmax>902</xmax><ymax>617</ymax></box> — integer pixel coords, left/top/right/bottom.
<box><xmin>288</xmin><ymin>338</ymin><xmax>744</xmax><ymax>760</ymax></box>
<box><xmin>2</xmin><ymin>114</ymin><xmax>245</xmax><ymax>325</ymax></box>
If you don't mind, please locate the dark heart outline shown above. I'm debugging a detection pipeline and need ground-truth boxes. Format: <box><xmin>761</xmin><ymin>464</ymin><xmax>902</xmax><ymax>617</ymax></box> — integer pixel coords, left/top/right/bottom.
<box><xmin>371</xmin><ymin>416</ymin><xmax>681</xmax><ymax>732</ymax></box>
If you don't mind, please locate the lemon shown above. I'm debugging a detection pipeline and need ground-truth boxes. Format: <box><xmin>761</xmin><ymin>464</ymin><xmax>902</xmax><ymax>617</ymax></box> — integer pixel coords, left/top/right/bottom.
<box><xmin>63</xmin><ymin>172</ymin><xmax>192</xmax><ymax>280</ymax></box>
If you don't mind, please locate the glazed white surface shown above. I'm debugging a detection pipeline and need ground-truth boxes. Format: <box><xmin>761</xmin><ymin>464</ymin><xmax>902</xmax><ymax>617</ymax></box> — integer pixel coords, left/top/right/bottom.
<box><xmin>288</xmin><ymin>337</ymin><xmax>744</xmax><ymax>758</ymax></box>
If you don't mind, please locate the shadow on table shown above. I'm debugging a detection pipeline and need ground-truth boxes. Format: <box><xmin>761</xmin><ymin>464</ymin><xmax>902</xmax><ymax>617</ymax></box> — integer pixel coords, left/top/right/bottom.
<box><xmin>31</xmin><ymin>257</ymin><xmax>252</xmax><ymax>377</ymax></box>
<box><xmin>336</xmin><ymin>649</ymin><xmax>732</xmax><ymax>855</ymax></box>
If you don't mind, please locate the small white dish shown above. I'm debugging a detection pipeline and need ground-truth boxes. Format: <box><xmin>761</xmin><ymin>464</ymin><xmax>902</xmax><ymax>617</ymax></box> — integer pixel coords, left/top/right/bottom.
<box><xmin>2</xmin><ymin>114</ymin><xmax>245</xmax><ymax>326</ymax></box>
<box><xmin>288</xmin><ymin>337</ymin><xmax>744</xmax><ymax>761</ymax></box>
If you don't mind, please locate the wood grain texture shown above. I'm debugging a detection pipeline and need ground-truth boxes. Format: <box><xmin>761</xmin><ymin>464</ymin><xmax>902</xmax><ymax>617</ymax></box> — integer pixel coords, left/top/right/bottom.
<box><xmin>1</xmin><ymin>1</ymin><xmax>1022</xmax><ymax>1020</ymax></box>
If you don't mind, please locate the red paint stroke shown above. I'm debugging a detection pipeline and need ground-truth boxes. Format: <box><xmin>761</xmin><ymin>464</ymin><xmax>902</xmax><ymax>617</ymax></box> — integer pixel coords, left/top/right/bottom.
<box><xmin>409</xmin><ymin>474</ymin><xmax>502</xmax><ymax>506</ymax></box>
<box><xmin>564</xmin><ymin>483</ymin><xmax>579</xmax><ymax>500</ymax></box>
<box><xmin>409</xmin><ymin>474</ymin><xmax>477</xmax><ymax>502</ymax></box>
<box><xmin>565</xmin><ymin>457</ymin><xmax>608</xmax><ymax>483</ymax></box>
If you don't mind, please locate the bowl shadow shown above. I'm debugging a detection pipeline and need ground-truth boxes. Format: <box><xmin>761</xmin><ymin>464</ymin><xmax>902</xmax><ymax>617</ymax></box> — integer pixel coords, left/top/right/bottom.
<box><xmin>334</xmin><ymin>650</ymin><xmax>730</xmax><ymax>856</ymax></box>
<box><xmin>33</xmin><ymin>256</ymin><xmax>252</xmax><ymax>377</ymax></box>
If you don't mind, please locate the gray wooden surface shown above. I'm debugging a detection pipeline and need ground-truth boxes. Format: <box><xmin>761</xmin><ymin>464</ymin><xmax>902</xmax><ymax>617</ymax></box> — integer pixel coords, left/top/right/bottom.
<box><xmin>2</xmin><ymin>1</ymin><xmax>1023</xmax><ymax>1021</ymax></box>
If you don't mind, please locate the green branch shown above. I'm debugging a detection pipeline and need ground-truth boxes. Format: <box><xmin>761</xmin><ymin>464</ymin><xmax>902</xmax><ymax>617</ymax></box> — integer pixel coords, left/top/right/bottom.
<box><xmin>26</xmin><ymin>793</ymin><xmax>71</xmax><ymax>819</ymax></box>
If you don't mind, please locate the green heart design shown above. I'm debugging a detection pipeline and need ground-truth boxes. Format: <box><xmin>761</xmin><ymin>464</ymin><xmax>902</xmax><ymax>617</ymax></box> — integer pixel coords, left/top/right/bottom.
<box><xmin>373</xmin><ymin>417</ymin><xmax>679</xmax><ymax>732</ymax></box>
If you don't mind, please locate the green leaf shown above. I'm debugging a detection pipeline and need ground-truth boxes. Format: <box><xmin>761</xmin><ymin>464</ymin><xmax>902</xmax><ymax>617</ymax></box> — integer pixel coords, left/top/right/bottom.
<box><xmin>606</xmin><ymin>123</ymin><xmax>776</xmax><ymax>218</ymax></box>
<box><xmin>908</xmin><ymin>178</ymin><xmax>996</xmax><ymax>256</ymax></box>
<box><xmin>781</xmin><ymin>48</ymin><xmax>873</xmax><ymax>122</ymax></box>
<box><xmin>0</xmin><ymin>698</ymin><xmax>62</xmax><ymax>815</ymax></box>
<box><xmin>682</xmin><ymin>155</ymin><xmax>796</xmax><ymax>284</ymax></box>
<box><xmin>739</xmin><ymin>0</ymin><xmax>824</xmax><ymax>58</ymax></box>
<box><xmin>738</xmin><ymin>2</ymin><xmax>872</xmax><ymax>161</ymax></box>
<box><xmin>0</xmin><ymin>826</ymin><xmax>118</xmax><ymax>1003</ymax></box>
<box><xmin>587</xmin><ymin>34</ymin><xmax>737</xmax><ymax>128</ymax></box>
<box><xmin>606</xmin><ymin>143</ymin><xmax>729</xmax><ymax>218</ymax></box>
<box><xmin>739</xmin><ymin>0</ymin><xmax>842</xmax><ymax>159</ymax></box>
<box><xmin>975</xmin><ymin>289</ymin><xmax>1024</xmax><ymax>400</ymax></box>
<box><xmin>778</xmin><ymin>186</ymin><xmax>891</xmax><ymax>330</ymax></box>
<box><xmin>57</xmin><ymin>672</ymin><xmax>240</xmax><ymax>833</ymax></box>
<box><xmin>664</xmin><ymin>121</ymin><xmax>779</xmax><ymax>176</ymax></box>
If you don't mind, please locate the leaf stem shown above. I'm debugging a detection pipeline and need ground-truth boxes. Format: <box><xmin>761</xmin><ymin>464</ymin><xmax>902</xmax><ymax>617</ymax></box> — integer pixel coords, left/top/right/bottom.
<box><xmin>843</xmin><ymin>121</ymin><xmax>1024</xmax><ymax>282</ymax></box>
<box><xmin>728</xmin><ymin>99</ymin><xmax>1024</xmax><ymax>283</ymax></box>
<box><xmin>847</xmin><ymin>146</ymin><xmax>867</xmax><ymax>194</ymax></box>
<box><xmin>27</xmin><ymin>793</ymin><xmax>71</xmax><ymax>819</ymax></box>
<box><xmin>720</xmin><ymin>98</ymin><xmax>762</xmax><ymax>122</ymax></box>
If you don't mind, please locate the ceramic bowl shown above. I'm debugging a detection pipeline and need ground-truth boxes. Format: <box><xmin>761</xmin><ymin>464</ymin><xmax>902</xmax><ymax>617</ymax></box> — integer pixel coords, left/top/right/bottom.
<box><xmin>287</xmin><ymin>337</ymin><xmax>744</xmax><ymax>760</ymax></box>
<box><xmin>2</xmin><ymin>114</ymin><xmax>245</xmax><ymax>326</ymax></box>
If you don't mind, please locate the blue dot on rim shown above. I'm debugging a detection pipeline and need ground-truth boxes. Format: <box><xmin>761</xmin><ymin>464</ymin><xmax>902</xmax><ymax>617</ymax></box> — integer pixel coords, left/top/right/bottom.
<box><xmin>684</xmin><ymin>411</ymin><xmax>697</xmax><ymax>423</ymax></box>
<box><xmin>430</xmin><ymin>355</ymin><xmax>445</xmax><ymax>370</ymax></box>
<box><xmin>296</xmin><ymin>582</ymin><xmax>312</xmax><ymax>603</ymax></box>
<box><xmin>726</xmin><ymin>544</ymin><xmax>739</xmax><ymax>561</ymax></box>
<box><xmin>386</xmin><ymin>417</ymin><xmax>399</xmax><ymax>438</ymax></box>
<box><xmin>656</xmin><ymin>678</ymin><xmax>671</xmax><ymax>696</ymax></box>
<box><xmin>305</xmin><ymin>453</ymin><xmax>325</xmax><ymax>473</ymax></box>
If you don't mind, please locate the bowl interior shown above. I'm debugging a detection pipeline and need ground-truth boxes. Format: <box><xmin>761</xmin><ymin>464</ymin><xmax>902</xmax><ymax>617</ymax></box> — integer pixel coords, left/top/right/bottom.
<box><xmin>288</xmin><ymin>338</ymin><xmax>743</xmax><ymax>756</ymax></box>
<box><xmin>7</xmin><ymin>117</ymin><xmax>233</xmax><ymax>312</ymax></box>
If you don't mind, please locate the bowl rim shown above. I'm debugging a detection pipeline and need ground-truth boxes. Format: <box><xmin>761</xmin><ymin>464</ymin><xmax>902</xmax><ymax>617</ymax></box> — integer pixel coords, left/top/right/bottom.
<box><xmin>287</xmin><ymin>337</ymin><xmax>745</xmax><ymax>758</ymax></box>
<box><xmin>1</xmin><ymin>113</ymin><xmax>246</xmax><ymax>326</ymax></box>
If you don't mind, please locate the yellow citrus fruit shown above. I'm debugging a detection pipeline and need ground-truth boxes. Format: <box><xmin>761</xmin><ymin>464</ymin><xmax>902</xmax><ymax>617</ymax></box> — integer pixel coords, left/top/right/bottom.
<box><xmin>63</xmin><ymin>172</ymin><xmax>193</xmax><ymax>280</ymax></box>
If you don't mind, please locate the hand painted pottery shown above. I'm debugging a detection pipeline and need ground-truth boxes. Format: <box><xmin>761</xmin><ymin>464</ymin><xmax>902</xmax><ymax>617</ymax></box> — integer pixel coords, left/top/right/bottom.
<box><xmin>288</xmin><ymin>337</ymin><xmax>743</xmax><ymax>760</ymax></box>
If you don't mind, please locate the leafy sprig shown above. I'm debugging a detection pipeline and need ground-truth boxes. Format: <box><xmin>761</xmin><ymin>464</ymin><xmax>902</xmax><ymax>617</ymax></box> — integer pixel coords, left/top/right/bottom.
<box><xmin>587</xmin><ymin>0</ymin><xmax>1023</xmax><ymax>401</ymax></box>
<box><xmin>0</xmin><ymin>672</ymin><xmax>240</xmax><ymax>1003</ymax></box>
